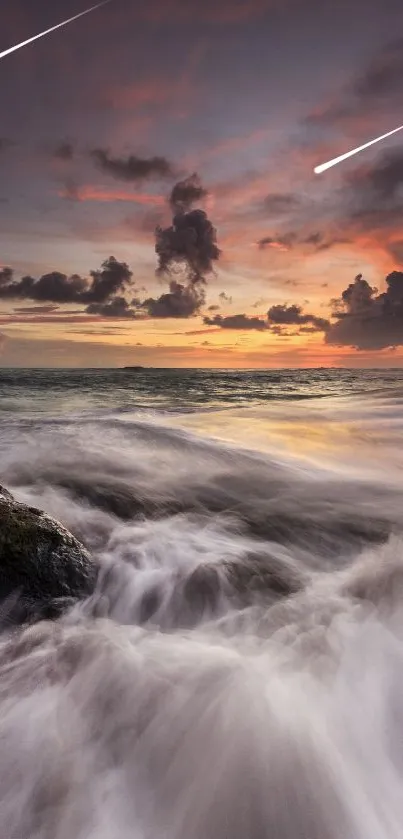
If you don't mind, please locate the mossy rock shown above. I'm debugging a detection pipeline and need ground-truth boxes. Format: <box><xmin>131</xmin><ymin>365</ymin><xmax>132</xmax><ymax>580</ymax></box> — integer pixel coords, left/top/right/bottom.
<box><xmin>0</xmin><ymin>485</ymin><xmax>97</xmax><ymax>625</ymax></box>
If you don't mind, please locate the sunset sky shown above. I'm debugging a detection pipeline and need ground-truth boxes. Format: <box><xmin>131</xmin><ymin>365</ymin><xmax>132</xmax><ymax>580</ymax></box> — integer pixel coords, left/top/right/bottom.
<box><xmin>1</xmin><ymin>0</ymin><xmax>403</xmax><ymax>367</ymax></box>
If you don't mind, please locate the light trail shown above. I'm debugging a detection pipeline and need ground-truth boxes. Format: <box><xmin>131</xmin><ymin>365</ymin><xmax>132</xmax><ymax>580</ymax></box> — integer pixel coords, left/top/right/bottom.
<box><xmin>0</xmin><ymin>0</ymin><xmax>111</xmax><ymax>60</ymax></box>
<box><xmin>314</xmin><ymin>123</ymin><xmax>403</xmax><ymax>174</ymax></box>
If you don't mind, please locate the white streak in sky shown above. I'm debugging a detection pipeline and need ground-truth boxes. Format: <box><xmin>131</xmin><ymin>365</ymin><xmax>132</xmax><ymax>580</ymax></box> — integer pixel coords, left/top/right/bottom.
<box><xmin>0</xmin><ymin>0</ymin><xmax>111</xmax><ymax>60</ymax></box>
<box><xmin>314</xmin><ymin>123</ymin><xmax>403</xmax><ymax>174</ymax></box>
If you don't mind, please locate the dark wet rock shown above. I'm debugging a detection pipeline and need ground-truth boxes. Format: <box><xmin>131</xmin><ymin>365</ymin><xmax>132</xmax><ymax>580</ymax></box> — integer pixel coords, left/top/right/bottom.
<box><xmin>0</xmin><ymin>485</ymin><xmax>97</xmax><ymax>626</ymax></box>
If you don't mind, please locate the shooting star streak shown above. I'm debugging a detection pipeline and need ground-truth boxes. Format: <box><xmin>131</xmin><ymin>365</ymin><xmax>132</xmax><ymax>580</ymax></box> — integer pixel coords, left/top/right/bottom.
<box><xmin>314</xmin><ymin>123</ymin><xmax>403</xmax><ymax>174</ymax></box>
<box><xmin>0</xmin><ymin>0</ymin><xmax>111</xmax><ymax>60</ymax></box>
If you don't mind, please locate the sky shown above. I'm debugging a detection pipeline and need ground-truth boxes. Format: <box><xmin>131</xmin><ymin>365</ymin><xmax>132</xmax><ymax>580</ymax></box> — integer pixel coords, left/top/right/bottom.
<box><xmin>1</xmin><ymin>0</ymin><xmax>403</xmax><ymax>368</ymax></box>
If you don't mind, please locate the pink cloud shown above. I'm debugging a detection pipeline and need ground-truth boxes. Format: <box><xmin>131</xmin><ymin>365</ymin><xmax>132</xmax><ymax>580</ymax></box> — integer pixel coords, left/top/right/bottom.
<box><xmin>58</xmin><ymin>185</ymin><xmax>166</xmax><ymax>205</ymax></box>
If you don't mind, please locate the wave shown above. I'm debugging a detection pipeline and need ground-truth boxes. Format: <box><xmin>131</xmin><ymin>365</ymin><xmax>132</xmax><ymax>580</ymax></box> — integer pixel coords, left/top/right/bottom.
<box><xmin>1</xmin><ymin>391</ymin><xmax>403</xmax><ymax>837</ymax></box>
<box><xmin>1</xmin><ymin>536</ymin><xmax>403</xmax><ymax>838</ymax></box>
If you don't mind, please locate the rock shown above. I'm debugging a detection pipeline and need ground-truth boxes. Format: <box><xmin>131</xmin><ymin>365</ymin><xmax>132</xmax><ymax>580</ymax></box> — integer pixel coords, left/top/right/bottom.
<box><xmin>0</xmin><ymin>485</ymin><xmax>98</xmax><ymax>626</ymax></box>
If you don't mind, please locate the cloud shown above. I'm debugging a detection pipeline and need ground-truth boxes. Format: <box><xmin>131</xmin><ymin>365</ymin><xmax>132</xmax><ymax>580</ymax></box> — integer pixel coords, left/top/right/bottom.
<box><xmin>0</xmin><ymin>268</ymin><xmax>13</xmax><ymax>286</ymax></box>
<box><xmin>353</xmin><ymin>38</ymin><xmax>403</xmax><ymax>106</ymax></box>
<box><xmin>86</xmin><ymin>296</ymin><xmax>139</xmax><ymax>319</ymax></box>
<box><xmin>263</xmin><ymin>193</ymin><xmax>300</xmax><ymax>215</ymax></box>
<box><xmin>0</xmin><ymin>175</ymin><xmax>220</xmax><ymax>324</ymax></box>
<box><xmin>326</xmin><ymin>271</ymin><xmax>403</xmax><ymax>349</ymax></box>
<box><xmin>219</xmin><ymin>291</ymin><xmax>232</xmax><ymax>304</ymax></box>
<box><xmin>258</xmin><ymin>230</ymin><xmax>349</xmax><ymax>252</ymax></box>
<box><xmin>155</xmin><ymin>174</ymin><xmax>220</xmax><ymax>284</ymax></box>
<box><xmin>267</xmin><ymin>303</ymin><xmax>330</xmax><ymax>332</ymax></box>
<box><xmin>90</xmin><ymin>148</ymin><xmax>173</xmax><ymax>182</ymax></box>
<box><xmin>13</xmin><ymin>305</ymin><xmax>60</xmax><ymax>314</ymax></box>
<box><xmin>327</xmin><ymin>148</ymin><xmax>403</xmax><ymax>239</ymax></box>
<box><xmin>348</xmin><ymin>148</ymin><xmax>403</xmax><ymax>202</ymax></box>
<box><xmin>307</xmin><ymin>37</ymin><xmax>403</xmax><ymax>128</ymax></box>
<box><xmin>81</xmin><ymin>258</ymin><xmax>133</xmax><ymax>305</ymax></box>
<box><xmin>0</xmin><ymin>257</ymin><xmax>134</xmax><ymax>306</ymax></box>
<box><xmin>58</xmin><ymin>185</ymin><xmax>165</xmax><ymax>205</ymax></box>
<box><xmin>0</xmin><ymin>270</ymin><xmax>87</xmax><ymax>303</ymax></box>
<box><xmin>169</xmin><ymin>173</ymin><xmax>208</xmax><ymax>213</ymax></box>
<box><xmin>257</xmin><ymin>233</ymin><xmax>296</xmax><ymax>250</ymax></box>
<box><xmin>142</xmin><ymin>280</ymin><xmax>205</xmax><ymax>318</ymax></box>
<box><xmin>203</xmin><ymin>313</ymin><xmax>268</xmax><ymax>330</ymax></box>
<box><xmin>53</xmin><ymin>142</ymin><xmax>74</xmax><ymax>161</ymax></box>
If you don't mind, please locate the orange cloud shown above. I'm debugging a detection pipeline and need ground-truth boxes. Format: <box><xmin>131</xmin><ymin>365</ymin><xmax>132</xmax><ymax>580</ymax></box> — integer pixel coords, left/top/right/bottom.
<box><xmin>58</xmin><ymin>185</ymin><xmax>165</xmax><ymax>205</ymax></box>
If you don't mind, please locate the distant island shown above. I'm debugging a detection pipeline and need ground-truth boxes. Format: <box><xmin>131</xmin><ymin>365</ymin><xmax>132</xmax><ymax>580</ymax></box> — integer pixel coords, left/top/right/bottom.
<box><xmin>123</xmin><ymin>366</ymin><xmax>145</xmax><ymax>370</ymax></box>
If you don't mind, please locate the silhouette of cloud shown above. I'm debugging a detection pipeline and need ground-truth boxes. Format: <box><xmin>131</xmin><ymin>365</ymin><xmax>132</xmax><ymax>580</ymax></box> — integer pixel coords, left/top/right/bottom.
<box><xmin>155</xmin><ymin>174</ymin><xmax>220</xmax><ymax>284</ymax></box>
<box><xmin>203</xmin><ymin>313</ymin><xmax>268</xmax><ymax>330</ymax></box>
<box><xmin>53</xmin><ymin>142</ymin><xmax>75</xmax><ymax>161</ymax></box>
<box><xmin>326</xmin><ymin>271</ymin><xmax>403</xmax><ymax>349</ymax></box>
<box><xmin>142</xmin><ymin>281</ymin><xmax>204</xmax><ymax>318</ymax></box>
<box><xmin>91</xmin><ymin>148</ymin><xmax>173</xmax><ymax>182</ymax></box>
<box><xmin>267</xmin><ymin>303</ymin><xmax>330</xmax><ymax>332</ymax></box>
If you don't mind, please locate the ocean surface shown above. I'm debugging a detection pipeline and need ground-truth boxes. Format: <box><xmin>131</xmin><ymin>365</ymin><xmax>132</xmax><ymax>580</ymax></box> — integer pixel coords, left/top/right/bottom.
<box><xmin>1</xmin><ymin>367</ymin><xmax>403</xmax><ymax>838</ymax></box>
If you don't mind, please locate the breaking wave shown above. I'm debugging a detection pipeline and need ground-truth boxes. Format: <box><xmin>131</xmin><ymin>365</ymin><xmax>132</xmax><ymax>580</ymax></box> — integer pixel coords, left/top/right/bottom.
<box><xmin>1</xmin><ymin>374</ymin><xmax>403</xmax><ymax>838</ymax></box>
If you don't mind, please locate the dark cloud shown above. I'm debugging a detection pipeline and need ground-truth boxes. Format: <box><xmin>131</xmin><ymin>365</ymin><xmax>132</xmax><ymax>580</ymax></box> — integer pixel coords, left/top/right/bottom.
<box><xmin>91</xmin><ymin>148</ymin><xmax>173</xmax><ymax>182</ymax></box>
<box><xmin>0</xmin><ymin>258</ymin><xmax>133</xmax><ymax>306</ymax></box>
<box><xmin>207</xmin><ymin>304</ymin><xmax>220</xmax><ymax>311</ymax></box>
<box><xmin>267</xmin><ymin>303</ymin><xmax>329</xmax><ymax>332</ymax></box>
<box><xmin>0</xmin><ymin>270</ymin><xmax>87</xmax><ymax>303</ymax></box>
<box><xmin>348</xmin><ymin>149</ymin><xmax>403</xmax><ymax>202</ymax></box>
<box><xmin>81</xmin><ymin>258</ymin><xmax>133</xmax><ymax>304</ymax></box>
<box><xmin>142</xmin><ymin>280</ymin><xmax>205</xmax><ymax>318</ymax></box>
<box><xmin>263</xmin><ymin>193</ymin><xmax>300</xmax><ymax>215</ymax></box>
<box><xmin>13</xmin><ymin>305</ymin><xmax>60</xmax><ymax>314</ymax></box>
<box><xmin>86</xmin><ymin>296</ymin><xmax>139</xmax><ymax>319</ymax></box>
<box><xmin>307</xmin><ymin>37</ymin><xmax>403</xmax><ymax>127</ymax></box>
<box><xmin>258</xmin><ymin>233</ymin><xmax>296</xmax><ymax>250</ymax></box>
<box><xmin>1</xmin><ymin>178</ymin><xmax>219</xmax><ymax>326</ymax></box>
<box><xmin>155</xmin><ymin>174</ymin><xmax>220</xmax><ymax>284</ymax></box>
<box><xmin>0</xmin><ymin>252</ymin><xmax>214</xmax><ymax>322</ymax></box>
<box><xmin>203</xmin><ymin>313</ymin><xmax>268</xmax><ymax>330</ymax></box>
<box><xmin>330</xmin><ymin>148</ymin><xmax>403</xmax><ymax>238</ymax></box>
<box><xmin>0</xmin><ymin>267</ymin><xmax>13</xmax><ymax>286</ymax></box>
<box><xmin>219</xmin><ymin>291</ymin><xmax>232</xmax><ymax>304</ymax></box>
<box><xmin>169</xmin><ymin>173</ymin><xmax>207</xmax><ymax>213</ymax></box>
<box><xmin>258</xmin><ymin>230</ymin><xmax>349</xmax><ymax>252</ymax></box>
<box><xmin>53</xmin><ymin>142</ymin><xmax>74</xmax><ymax>161</ymax></box>
<box><xmin>303</xmin><ymin>232</ymin><xmax>323</xmax><ymax>246</ymax></box>
<box><xmin>258</xmin><ymin>236</ymin><xmax>275</xmax><ymax>249</ymax></box>
<box><xmin>353</xmin><ymin>38</ymin><xmax>403</xmax><ymax>104</ymax></box>
<box><xmin>300</xmin><ymin>232</ymin><xmax>350</xmax><ymax>251</ymax></box>
<box><xmin>326</xmin><ymin>271</ymin><xmax>403</xmax><ymax>349</ymax></box>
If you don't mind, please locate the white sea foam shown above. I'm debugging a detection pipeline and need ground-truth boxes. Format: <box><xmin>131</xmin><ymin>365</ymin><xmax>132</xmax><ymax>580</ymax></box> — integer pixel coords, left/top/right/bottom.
<box><xmin>1</xmin><ymin>376</ymin><xmax>403</xmax><ymax>837</ymax></box>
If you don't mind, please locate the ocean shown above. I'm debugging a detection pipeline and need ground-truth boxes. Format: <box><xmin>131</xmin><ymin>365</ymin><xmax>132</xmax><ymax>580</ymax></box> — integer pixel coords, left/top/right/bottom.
<box><xmin>1</xmin><ymin>366</ymin><xmax>403</xmax><ymax>838</ymax></box>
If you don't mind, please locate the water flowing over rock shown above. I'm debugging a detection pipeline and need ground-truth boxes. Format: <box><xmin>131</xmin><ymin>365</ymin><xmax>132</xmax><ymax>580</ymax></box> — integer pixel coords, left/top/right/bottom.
<box><xmin>0</xmin><ymin>485</ymin><xmax>97</xmax><ymax>625</ymax></box>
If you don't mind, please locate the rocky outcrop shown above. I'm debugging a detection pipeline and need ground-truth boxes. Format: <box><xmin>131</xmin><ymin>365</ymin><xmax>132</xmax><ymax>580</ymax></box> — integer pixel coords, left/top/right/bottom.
<box><xmin>0</xmin><ymin>485</ymin><xmax>97</xmax><ymax>626</ymax></box>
